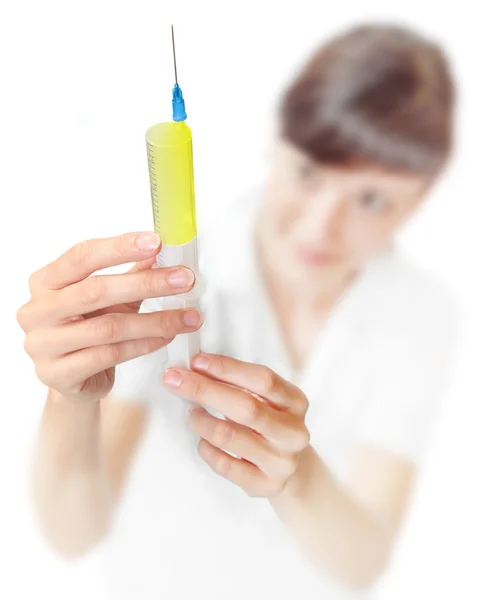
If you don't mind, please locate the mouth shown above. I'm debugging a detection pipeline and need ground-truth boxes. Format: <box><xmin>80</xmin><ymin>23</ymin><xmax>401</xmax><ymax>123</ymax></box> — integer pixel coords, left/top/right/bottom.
<box><xmin>294</xmin><ymin>244</ymin><xmax>341</xmax><ymax>267</ymax></box>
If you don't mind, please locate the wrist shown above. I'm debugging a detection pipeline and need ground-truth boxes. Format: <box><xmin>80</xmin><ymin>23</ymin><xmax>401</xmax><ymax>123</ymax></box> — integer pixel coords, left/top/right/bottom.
<box><xmin>46</xmin><ymin>388</ymin><xmax>101</xmax><ymax>425</ymax></box>
<box><xmin>48</xmin><ymin>387</ymin><xmax>99</xmax><ymax>408</ymax></box>
<box><xmin>281</xmin><ymin>445</ymin><xmax>328</xmax><ymax>500</ymax></box>
<box><xmin>42</xmin><ymin>388</ymin><xmax>102</xmax><ymax>462</ymax></box>
<box><xmin>281</xmin><ymin>455</ymin><xmax>310</xmax><ymax>501</ymax></box>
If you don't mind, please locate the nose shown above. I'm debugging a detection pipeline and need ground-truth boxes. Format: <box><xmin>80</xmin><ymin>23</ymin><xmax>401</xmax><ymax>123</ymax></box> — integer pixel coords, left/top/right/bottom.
<box><xmin>303</xmin><ymin>188</ymin><xmax>346</xmax><ymax>245</ymax></box>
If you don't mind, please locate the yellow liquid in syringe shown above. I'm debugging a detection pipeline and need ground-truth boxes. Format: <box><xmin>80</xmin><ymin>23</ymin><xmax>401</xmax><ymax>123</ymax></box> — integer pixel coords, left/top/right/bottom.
<box><xmin>146</xmin><ymin>120</ymin><xmax>197</xmax><ymax>247</ymax></box>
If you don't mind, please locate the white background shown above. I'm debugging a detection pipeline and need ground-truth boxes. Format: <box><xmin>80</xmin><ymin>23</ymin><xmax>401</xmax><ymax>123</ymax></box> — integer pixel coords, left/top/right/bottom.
<box><xmin>1</xmin><ymin>1</ymin><xmax>481</xmax><ymax>598</ymax></box>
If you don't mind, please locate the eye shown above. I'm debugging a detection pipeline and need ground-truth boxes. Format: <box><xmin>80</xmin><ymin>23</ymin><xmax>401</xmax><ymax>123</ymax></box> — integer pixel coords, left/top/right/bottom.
<box><xmin>357</xmin><ymin>190</ymin><xmax>391</xmax><ymax>213</ymax></box>
<box><xmin>295</xmin><ymin>160</ymin><xmax>317</xmax><ymax>181</ymax></box>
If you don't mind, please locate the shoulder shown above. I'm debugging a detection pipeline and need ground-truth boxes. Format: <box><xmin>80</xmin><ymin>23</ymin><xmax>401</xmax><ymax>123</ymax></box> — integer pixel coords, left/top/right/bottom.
<box><xmin>361</xmin><ymin>249</ymin><xmax>459</xmax><ymax>342</ymax></box>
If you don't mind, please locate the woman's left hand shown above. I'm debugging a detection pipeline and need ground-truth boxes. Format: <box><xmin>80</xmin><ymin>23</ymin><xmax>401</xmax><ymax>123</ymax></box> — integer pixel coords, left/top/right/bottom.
<box><xmin>162</xmin><ymin>353</ymin><xmax>311</xmax><ymax>498</ymax></box>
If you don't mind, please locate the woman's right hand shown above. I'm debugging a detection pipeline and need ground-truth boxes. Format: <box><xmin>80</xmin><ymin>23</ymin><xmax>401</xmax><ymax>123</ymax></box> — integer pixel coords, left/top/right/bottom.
<box><xmin>16</xmin><ymin>232</ymin><xmax>202</xmax><ymax>403</ymax></box>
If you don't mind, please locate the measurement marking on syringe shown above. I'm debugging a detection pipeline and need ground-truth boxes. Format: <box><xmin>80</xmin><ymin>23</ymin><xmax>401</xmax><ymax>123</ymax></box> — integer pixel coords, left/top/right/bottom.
<box><xmin>146</xmin><ymin>148</ymin><xmax>157</xmax><ymax>180</ymax></box>
<box><xmin>147</xmin><ymin>142</ymin><xmax>160</xmax><ymax>229</ymax></box>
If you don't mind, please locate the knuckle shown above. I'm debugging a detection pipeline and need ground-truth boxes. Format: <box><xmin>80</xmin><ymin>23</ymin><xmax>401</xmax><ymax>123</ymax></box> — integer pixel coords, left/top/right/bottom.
<box><xmin>15</xmin><ymin>305</ymin><xmax>27</xmax><ymax>329</ymax></box>
<box><xmin>154</xmin><ymin>311</ymin><xmax>176</xmax><ymax>336</ymax></box>
<box><xmin>81</xmin><ymin>276</ymin><xmax>105</xmax><ymax>307</ymax></box>
<box><xmin>215</xmin><ymin>355</ymin><xmax>228</xmax><ymax>376</ymax></box>
<box><xmin>259</xmin><ymin>366</ymin><xmax>276</xmax><ymax>396</ymax></box>
<box><xmin>35</xmin><ymin>362</ymin><xmax>56</xmax><ymax>388</ymax></box>
<box><xmin>16</xmin><ymin>301</ymin><xmax>36</xmax><ymax>331</ymax></box>
<box><xmin>23</xmin><ymin>334</ymin><xmax>37</xmax><ymax>357</ymax></box>
<box><xmin>298</xmin><ymin>391</ymin><xmax>309</xmax><ymax>415</ymax></box>
<box><xmin>294</xmin><ymin>425</ymin><xmax>311</xmax><ymax>450</ymax></box>
<box><xmin>300</xmin><ymin>425</ymin><xmax>311</xmax><ymax>447</ymax></box>
<box><xmin>214</xmin><ymin>454</ymin><xmax>233</xmax><ymax>479</ymax></box>
<box><xmin>241</xmin><ymin>396</ymin><xmax>261</xmax><ymax>425</ymax></box>
<box><xmin>269</xmin><ymin>479</ymin><xmax>287</xmax><ymax>497</ymax></box>
<box><xmin>191</xmin><ymin>377</ymin><xmax>207</xmax><ymax>401</ymax></box>
<box><xmin>112</xmin><ymin>234</ymin><xmax>129</xmax><ymax>259</ymax></box>
<box><xmin>96</xmin><ymin>314</ymin><xmax>123</xmax><ymax>343</ymax></box>
<box><xmin>280</xmin><ymin>454</ymin><xmax>299</xmax><ymax>478</ymax></box>
<box><xmin>28</xmin><ymin>271</ymin><xmax>41</xmax><ymax>294</ymax></box>
<box><xmin>142</xmin><ymin>270</ymin><xmax>161</xmax><ymax>297</ymax></box>
<box><xmin>70</xmin><ymin>240</ymin><xmax>92</xmax><ymax>268</ymax></box>
<box><xmin>97</xmin><ymin>343</ymin><xmax>121</xmax><ymax>366</ymax></box>
<box><xmin>138</xmin><ymin>337</ymin><xmax>162</xmax><ymax>355</ymax></box>
<box><xmin>211</xmin><ymin>421</ymin><xmax>234</xmax><ymax>448</ymax></box>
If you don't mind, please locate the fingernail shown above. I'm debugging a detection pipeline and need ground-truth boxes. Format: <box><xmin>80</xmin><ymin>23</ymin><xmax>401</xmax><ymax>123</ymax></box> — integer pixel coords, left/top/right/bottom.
<box><xmin>167</xmin><ymin>268</ymin><xmax>194</xmax><ymax>288</ymax></box>
<box><xmin>162</xmin><ymin>369</ymin><xmax>183</xmax><ymax>388</ymax></box>
<box><xmin>183</xmin><ymin>310</ymin><xmax>201</xmax><ymax>327</ymax></box>
<box><xmin>136</xmin><ymin>233</ymin><xmax>160</xmax><ymax>251</ymax></box>
<box><xmin>192</xmin><ymin>354</ymin><xmax>210</xmax><ymax>370</ymax></box>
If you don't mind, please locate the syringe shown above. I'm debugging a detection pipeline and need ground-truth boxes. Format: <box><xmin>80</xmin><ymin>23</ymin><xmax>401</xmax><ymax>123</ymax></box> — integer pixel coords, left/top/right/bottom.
<box><xmin>145</xmin><ymin>25</ymin><xmax>203</xmax><ymax>370</ymax></box>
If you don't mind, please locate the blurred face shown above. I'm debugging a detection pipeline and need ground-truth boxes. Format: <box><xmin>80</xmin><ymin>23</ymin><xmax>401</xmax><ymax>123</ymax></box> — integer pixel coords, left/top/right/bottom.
<box><xmin>258</xmin><ymin>140</ymin><xmax>430</xmax><ymax>287</ymax></box>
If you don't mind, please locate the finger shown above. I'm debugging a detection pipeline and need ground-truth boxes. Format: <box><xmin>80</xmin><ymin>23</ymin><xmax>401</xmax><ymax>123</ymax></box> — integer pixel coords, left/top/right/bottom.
<box><xmin>188</xmin><ymin>407</ymin><xmax>299</xmax><ymax>480</ymax></box>
<box><xmin>29</xmin><ymin>232</ymin><xmax>161</xmax><ymax>294</ymax></box>
<box><xmin>191</xmin><ymin>353</ymin><xmax>308</xmax><ymax>417</ymax></box>
<box><xmin>162</xmin><ymin>369</ymin><xmax>308</xmax><ymax>452</ymax></box>
<box><xmin>103</xmin><ymin>256</ymin><xmax>158</xmax><ymax>314</ymax></box>
<box><xmin>128</xmin><ymin>255</ymin><xmax>157</xmax><ymax>274</ymax></box>
<box><xmin>25</xmin><ymin>309</ymin><xmax>203</xmax><ymax>357</ymax></box>
<box><xmin>197</xmin><ymin>438</ymin><xmax>270</xmax><ymax>496</ymax></box>
<box><xmin>52</xmin><ymin>336</ymin><xmax>170</xmax><ymax>390</ymax></box>
<box><xmin>30</xmin><ymin>266</ymin><xmax>196</xmax><ymax>325</ymax></box>
<box><xmin>85</xmin><ymin>256</ymin><xmax>157</xmax><ymax>318</ymax></box>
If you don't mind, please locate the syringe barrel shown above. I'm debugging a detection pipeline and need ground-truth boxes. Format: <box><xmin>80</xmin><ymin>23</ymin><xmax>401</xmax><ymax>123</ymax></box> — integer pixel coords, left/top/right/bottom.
<box><xmin>145</xmin><ymin>121</ymin><xmax>196</xmax><ymax>245</ymax></box>
<box><xmin>145</xmin><ymin>121</ymin><xmax>202</xmax><ymax>371</ymax></box>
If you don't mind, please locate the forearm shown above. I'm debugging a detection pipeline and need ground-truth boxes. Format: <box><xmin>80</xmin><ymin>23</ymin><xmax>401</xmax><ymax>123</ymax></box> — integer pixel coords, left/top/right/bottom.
<box><xmin>269</xmin><ymin>446</ymin><xmax>393</xmax><ymax>589</ymax></box>
<box><xmin>32</xmin><ymin>389</ymin><xmax>113</xmax><ymax>557</ymax></box>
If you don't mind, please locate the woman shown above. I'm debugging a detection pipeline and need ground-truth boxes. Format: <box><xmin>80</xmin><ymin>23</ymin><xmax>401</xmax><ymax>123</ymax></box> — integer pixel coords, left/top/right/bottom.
<box><xmin>17</xmin><ymin>24</ymin><xmax>457</xmax><ymax>600</ymax></box>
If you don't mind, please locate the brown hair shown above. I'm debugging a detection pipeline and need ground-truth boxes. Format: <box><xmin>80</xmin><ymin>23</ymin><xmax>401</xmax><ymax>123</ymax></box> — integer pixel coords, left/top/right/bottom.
<box><xmin>279</xmin><ymin>24</ymin><xmax>455</xmax><ymax>175</ymax></box>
